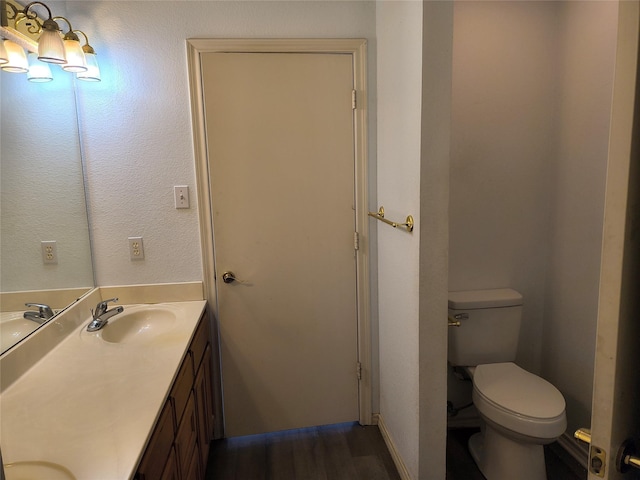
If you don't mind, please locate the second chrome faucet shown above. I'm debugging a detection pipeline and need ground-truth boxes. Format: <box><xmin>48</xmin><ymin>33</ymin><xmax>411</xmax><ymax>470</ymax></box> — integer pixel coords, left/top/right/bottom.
<box><xmin>87</xmin><ymin>298</ymin><xmax>124</xmax><ymax>332</ymax></box>
<box><xmin>23</xmin><ymin>303</ymin><xmax>55</xmax><ymax>324</ymax></box>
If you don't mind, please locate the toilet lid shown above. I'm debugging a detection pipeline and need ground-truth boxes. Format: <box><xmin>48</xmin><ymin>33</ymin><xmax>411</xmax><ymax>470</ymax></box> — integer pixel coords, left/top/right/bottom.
<box><xmin>473</xmin><ymin>363</ymin><xmax>565</xmax><ymax>420</ymax></box>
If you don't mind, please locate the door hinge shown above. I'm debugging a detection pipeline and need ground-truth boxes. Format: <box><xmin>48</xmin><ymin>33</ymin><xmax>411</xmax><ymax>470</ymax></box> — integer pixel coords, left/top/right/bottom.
<box><xmin>352</xmin><ymin>89</ymin><xmax>357</xmax><ymax>110</ymax></box>
<box><xmin>354</xmin><ymin>232</ymin><xmax>360</xmax><ymax>251</ymax></box>
<box><xmin>356</xmin><ymin>361</ymin><xmax>362</xmax><ymax>380</ymax></box>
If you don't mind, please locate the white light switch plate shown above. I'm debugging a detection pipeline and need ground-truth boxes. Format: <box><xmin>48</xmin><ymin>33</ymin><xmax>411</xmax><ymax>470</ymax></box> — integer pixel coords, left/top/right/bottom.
<box><xmin>174</xmin><ymin>186</ymin><xmax>190</xmax><ymax>209</ymax></box>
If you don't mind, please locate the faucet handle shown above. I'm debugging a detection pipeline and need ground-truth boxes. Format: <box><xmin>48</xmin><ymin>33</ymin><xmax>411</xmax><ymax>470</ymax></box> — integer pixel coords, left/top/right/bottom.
<box><xmin>98</xmin><ymin>297</ymin><xmax>119</xmax><ymax>308</ymax></box>
<box><xmin>24</xmin><ymin>303</ymin><xmax>54</xmax><ymax>319</ymax></box>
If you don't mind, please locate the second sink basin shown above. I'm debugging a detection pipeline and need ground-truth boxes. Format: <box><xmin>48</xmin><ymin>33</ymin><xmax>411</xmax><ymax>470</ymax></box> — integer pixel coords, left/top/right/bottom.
<box><xmin>98</xmin><ymin>306</ymin><xmax>177</xmax><ymax>344</ymax></box>
<box><xmin>1</xmin><ymin>313</ymin><xmax>41</xmax><ymax>352</ymax></box>
<box><xmin>4</xmin><ymin>461</ymin><xmax>75</xmax><ymax>480</ymax></box>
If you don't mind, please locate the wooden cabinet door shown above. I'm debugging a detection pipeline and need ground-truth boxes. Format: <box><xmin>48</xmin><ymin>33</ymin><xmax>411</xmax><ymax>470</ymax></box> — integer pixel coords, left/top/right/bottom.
<box><xmin>159</xmin><ymin>447</ymin><xmax>179</xmax><ymax>480</ymax></box>
<box><xmin>175</xmin><ymin>392</ymin><xmax>199</xmax><ymax>479</ymax></box>
<box><xmin>136</xmin><ymin>401</ymin><xmax>175</xmax><ymax>480</ymax></box>
<box><xmin>195</xmin><ymin>345</ymin><xmax>215</xmax><ymax>471</ymax></box>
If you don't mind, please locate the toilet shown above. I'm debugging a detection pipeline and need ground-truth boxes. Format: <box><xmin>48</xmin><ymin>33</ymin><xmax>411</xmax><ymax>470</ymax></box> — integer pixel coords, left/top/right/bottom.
<box><xmin>448</xmin><ymin>289</ymin><xmax>567</xmax><ymax>480</ymax></box>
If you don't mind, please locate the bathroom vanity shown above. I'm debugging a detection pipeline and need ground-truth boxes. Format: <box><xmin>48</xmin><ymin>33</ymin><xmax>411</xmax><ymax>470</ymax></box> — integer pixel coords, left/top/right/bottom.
<box><xmin>0</xmin><ymin>288</ymin><xmax>214</xmax><ymax>480</ymax></box>
<box><xmin>135</xmin><ymin>307</ymin><xmax>215</xmax><ymax>480</ymax></box>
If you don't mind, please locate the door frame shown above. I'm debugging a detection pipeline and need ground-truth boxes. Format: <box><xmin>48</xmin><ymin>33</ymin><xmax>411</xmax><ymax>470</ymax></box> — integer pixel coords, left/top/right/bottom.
<box><xmin>588</xmin><ymin>2</ymin><xmax>640</xmax><ymax>478</ymax></box>
<box><xmin>186</xmin><ymin>38</ymin><xmax>372</xmax><ymax>436</ymax></box>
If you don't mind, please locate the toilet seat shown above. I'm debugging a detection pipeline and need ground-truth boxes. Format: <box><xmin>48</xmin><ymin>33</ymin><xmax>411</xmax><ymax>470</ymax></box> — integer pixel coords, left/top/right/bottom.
<box><xmin>472</xmin><ymin>362</ymin><xmax>566</xmax><ymax>440</ymax></box>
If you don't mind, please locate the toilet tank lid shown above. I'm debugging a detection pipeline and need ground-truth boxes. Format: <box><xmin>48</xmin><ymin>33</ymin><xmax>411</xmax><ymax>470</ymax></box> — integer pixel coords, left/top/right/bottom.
<box><xmin>448</xmin><ymin>288</ymin><xmax>522</xmax><ymax>309</ymax></box>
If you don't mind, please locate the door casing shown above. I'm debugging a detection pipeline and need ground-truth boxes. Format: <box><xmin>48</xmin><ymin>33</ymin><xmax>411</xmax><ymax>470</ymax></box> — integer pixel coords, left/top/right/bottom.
<box><xmin>587</xmin><ymin>2</ymin><xmax>640</xmax><ymax>478</ymax></box>
<box><xmin>186</xmin><ymin>38</ymin><xmax>372</xmax><ymax>437</ymax></box>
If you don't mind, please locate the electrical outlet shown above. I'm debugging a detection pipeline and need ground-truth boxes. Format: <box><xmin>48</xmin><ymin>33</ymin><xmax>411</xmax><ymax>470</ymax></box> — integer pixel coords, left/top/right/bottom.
<box><xmin>128</xmin><ymin>237</ymin><xmax>144</xmax><ymax>260</ymax></box>
<box><xmin>41</xmin><ymin>240</ymin><xmax>58</xmax><ymax>264</ymax></box>
<box><xmin>174</xmin><ymin>185</ymin><xmax>190</xmax><ymax>209</ymax></box>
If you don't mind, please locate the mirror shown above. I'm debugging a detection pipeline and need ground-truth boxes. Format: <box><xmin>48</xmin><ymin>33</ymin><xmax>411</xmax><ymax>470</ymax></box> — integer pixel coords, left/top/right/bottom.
<box><xmin>0</xmin><ymin>3</ymin><xmax>95</xmax><ymax>354</ymax></box>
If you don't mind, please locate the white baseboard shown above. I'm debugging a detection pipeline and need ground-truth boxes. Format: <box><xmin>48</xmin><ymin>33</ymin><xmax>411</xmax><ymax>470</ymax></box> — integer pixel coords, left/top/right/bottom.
<box><xmin>556</xmin><ymin>431</ymin><xmax>589</xmax><ymax>470</ymax></box>
<box><xmin>374</xmin><ymin>413</ymin><xmax>413</xmax><ymax>480</ymax></box>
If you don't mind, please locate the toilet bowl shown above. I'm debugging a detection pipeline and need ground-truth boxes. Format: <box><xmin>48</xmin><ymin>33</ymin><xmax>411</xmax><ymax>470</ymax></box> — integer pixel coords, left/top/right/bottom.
<box><xmin>447</xmin><ymin>289</ymin><xmax>567</xmax><ymax>480</ymax></box>
<box><xmin>468</xmin><ymin>362</ymin><xmax>566</xmax><ymax>480</ymax></box>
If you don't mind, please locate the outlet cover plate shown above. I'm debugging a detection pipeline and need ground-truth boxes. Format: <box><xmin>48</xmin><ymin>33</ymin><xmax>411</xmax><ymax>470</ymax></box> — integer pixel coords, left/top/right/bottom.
<box><xmin>41</xmin><ymin>240</ymin><xmax>58</xmax><ymax>264</ymax></box>
<box><xmin>128</xmin><ymin>237</ymin><xmax>144</xmax><ymax>260</ymax></box>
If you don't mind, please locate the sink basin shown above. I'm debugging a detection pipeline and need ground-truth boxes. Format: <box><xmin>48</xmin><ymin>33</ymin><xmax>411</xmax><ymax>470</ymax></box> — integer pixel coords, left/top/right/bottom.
<box><xmin>0</xmin><ymin>313</ymin><xmax>40</xmax><ymax>351</ymax></box>
<box><xmin>4</xmin><ymin>461</ymin><xmax>75</xmax><ymax>479</ymax></box>
<box><xmin>98</xmin><ymin>306</ymin><xmax>177</xmax><ymax>344</ymax></box>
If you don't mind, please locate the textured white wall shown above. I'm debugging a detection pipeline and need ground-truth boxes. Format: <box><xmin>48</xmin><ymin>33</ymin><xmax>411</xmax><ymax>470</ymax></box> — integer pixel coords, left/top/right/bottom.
<box><xmin>376</xmin><ymin>2</ymin><xmax>423</xmax><ymax>478</ymax></box>
<box><xmin>541</xmin><ymin>1</ymin><xmax>617</xmax><ymax>434</ymax></box>
<box><xmin>68</xmin><ymin>0</ymin><xmax>376</xmax><ymax>287</ymax></box>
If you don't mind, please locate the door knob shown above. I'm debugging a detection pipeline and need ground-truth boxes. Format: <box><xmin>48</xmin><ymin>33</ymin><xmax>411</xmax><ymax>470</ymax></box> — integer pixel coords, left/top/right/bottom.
<box><xmin>222</xmin><ymin>271</ymin><xmax>236</xmax><ymax>284</ymax></box>
<box><xmin>618</xmin><ymin>439</ymin><xmax>640</xmax><ymax>473</ymax></box>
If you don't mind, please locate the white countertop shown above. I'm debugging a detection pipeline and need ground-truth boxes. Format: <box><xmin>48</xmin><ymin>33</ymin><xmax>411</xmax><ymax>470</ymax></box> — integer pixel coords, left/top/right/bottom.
<box><xmin>0</xmin><ymin>300</ymin><xmax>207</xmax><ymax>480</ymax></box>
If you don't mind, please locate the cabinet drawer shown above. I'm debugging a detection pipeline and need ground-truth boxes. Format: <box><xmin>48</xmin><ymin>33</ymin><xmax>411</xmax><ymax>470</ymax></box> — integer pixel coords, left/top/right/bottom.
<box><xmin>170</xmin><ymin>351</ymin><xmax>194</xmax><ymax>426</ymax></box>
<box><xmin>136</xmin><ymin>400</ymin><xmax>175</xmax><ymax>480</ymax></box>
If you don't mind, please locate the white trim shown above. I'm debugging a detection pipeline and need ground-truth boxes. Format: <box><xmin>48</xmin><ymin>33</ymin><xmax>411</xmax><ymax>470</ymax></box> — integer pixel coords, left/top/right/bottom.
<box><xmin>186</xmin><ymin>38</ymin><xmax>373</xmax><ymax>432</ymax></box>
<box><xmin>376</xmin><ymin>413</ymin><xmax>413</xmax><ymax>480</ymax></box>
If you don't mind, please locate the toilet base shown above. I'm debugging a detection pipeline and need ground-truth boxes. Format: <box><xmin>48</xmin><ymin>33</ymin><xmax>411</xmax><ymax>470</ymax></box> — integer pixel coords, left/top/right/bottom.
<box><xmin>468</xmin><ymin>426</ymin><xmax>548</xmax><ymax>480</ymax></box>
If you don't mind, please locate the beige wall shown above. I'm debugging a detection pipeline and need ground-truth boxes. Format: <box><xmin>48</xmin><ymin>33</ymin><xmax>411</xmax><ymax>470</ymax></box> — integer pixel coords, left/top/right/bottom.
<box><xmin>450</xmin><ymin>1</ymin><xmax>618</xmax><ymax>435</ymax></box>
<box><xmin>376</xmin><ymin>2</ymin><xmax>424</xmax><ymax>477</ymax></box>
<box><xmin>542</xmin><ymin>1</ymin><xmax>618</xmax><ymax>434</ymax></box>
<box><xmin>377</xmin><ymin>1</ymin><xmax>452</xmax><ymax>478</ymax></box>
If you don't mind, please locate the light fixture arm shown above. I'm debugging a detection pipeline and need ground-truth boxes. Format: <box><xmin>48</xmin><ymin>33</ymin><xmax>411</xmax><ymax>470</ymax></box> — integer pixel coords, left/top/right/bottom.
<box><xmin>5</xmin><ymin>1</ymin><xmax>55</xmax><ymax>36</ymax></box>
<box><xmin>52</xmin><ymin>15</ymin><xmax>78</xmax><ymax>41</ymax></box>
<box><xmin>75</xmin><ymin>30</ymin><xmax>95</xmax><ymax>54</ymax></box>
<box><xmin>23</xmin><ymin>1</ymin><xmax>54</xmax><ymax>19</ymax></box>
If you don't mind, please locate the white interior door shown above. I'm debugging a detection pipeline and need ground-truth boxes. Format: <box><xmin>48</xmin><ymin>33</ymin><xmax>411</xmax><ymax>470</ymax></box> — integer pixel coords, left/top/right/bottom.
<box><xmin>586</xmin><ymin>2</ymin><xmax>640</xmax><ymax>478</ymax></box>
<box><xmin>201</xmin><ymin>51</ymin><xmax>360</xmax><ymax>437</ymax></box>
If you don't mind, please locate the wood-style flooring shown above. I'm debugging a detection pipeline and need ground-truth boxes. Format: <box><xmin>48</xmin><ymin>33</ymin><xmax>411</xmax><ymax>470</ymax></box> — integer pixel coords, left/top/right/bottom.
<box><xmin>205</xmin><ymin>424</ymin><xmax>587</xmax><ymax>480</ymax></box>
<box><xmin>205</xmin><ymin>422</ymin><xmax>401</xmax><ymax>480</ymax></box>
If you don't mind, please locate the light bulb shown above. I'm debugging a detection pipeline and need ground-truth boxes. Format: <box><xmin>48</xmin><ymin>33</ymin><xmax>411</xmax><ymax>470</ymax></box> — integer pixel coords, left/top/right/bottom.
<box><xmin>0</xmin><ymin>39</ymin><xmax>8</xmax><ymax>65</ymax></box>
<box><xmin>77</xmin><ymin>50</ymin><xmax>100</xmax><ymax>81</ymax></box>
<box><xmin>38</xmin><ymin>18</ymin><xmax>66</xmax><ymax>64</ymax></box>
<box><xmin>1</xmin><ymin>40</ymin><xmax>28</xmax><ymax>73</ymax></box>
<box><xmin>27</xmin><ymin>52</ymin><xmax>53</xmax><ymax>82</ymax></box>
<box><xmin>61</xmin><ymin>35</ymin><xmax>87</xmax><ymax>72</ymax></box>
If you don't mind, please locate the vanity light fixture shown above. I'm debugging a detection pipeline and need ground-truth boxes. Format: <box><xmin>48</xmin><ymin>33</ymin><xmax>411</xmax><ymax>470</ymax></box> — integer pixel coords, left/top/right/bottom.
<box><xmin>1</xmin><ymin>0</ymin><xmax>101</xmax><ymax>81</ymax></box>
<box><xmin>1</xmin><ymin>39</ymin><xmax>27</xmax><ymax>72</ymax></box>
<box><xmin>26</xmin><ymin>51</ymin><xmax>51</xmax><ymax>81</ymax></box>
<box><xmin>0</xmin><ymin>38</ymin><xmax>8</xmax><ymax>63</ymax></box>
<box><xmin>54</xmin><ymin>17</ymin><xmax>86</xmax><ymax>72</ymax></box>
<box><xmin>75</xmin><ymin>30</ymin><xmax>100</xmax><ymax>81</ymax></box>
<box><xmin>21</xmin><ymin>2</ymin><xmax>67</xmax><ymax>63</ymax></box>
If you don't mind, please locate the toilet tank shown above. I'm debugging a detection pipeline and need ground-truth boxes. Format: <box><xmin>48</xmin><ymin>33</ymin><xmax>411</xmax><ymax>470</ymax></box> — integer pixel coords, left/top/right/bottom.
<box><xmin>448</xmin><ymin>288</ymin><xmax>523</xmax><ymax>367</ymax></box>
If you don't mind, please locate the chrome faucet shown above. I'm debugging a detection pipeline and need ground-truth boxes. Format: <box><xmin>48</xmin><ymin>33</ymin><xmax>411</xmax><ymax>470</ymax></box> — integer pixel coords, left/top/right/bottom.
<box><xmin>23</xmin><ymin>303</ymin><xmax>55</xmax><ymax>324</ymax></box>
<box><xmin>86</xmin><ymin>298</ymin><xmax>124</xmax><ymax>332</ymax></box>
